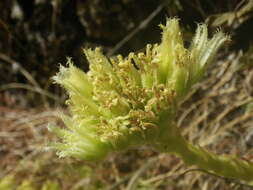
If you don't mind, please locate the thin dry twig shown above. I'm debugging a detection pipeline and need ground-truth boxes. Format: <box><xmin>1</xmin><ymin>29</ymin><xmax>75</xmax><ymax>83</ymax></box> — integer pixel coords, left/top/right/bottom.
<box><xmin>126</xmin><ymin>157</ymin><xmax>157</xmax><ymax>190</ymax></box>
<box><xmin>179</xmin><ymin>168</ymin><xmax>253</xmax><ymax>189</ymax></box>
<box><xmin>107</xmin><ymin>4</ymin><xmax>164</xmax><ymax>56</ymax></box>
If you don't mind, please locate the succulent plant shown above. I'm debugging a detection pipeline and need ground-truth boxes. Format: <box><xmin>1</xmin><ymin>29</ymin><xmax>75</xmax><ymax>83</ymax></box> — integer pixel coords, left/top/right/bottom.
<box><xmin>50</xmin><ymin>18</ymin><xmax>253</xmax><ymax>183</ymax></box>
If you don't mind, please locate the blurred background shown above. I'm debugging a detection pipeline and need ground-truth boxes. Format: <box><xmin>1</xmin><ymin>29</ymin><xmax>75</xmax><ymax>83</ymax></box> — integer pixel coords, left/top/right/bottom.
<box><xmin>0</xmin><ymin>0</ymin><xmax>253</xmax><ymax>189</ymax></box>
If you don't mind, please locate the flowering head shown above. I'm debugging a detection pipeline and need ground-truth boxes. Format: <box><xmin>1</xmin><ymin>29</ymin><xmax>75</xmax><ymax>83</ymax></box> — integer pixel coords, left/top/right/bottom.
<box><xmin>50</xmin><ymin>18</ymin><xmax>229</xmax><ymax>160</ymax></box>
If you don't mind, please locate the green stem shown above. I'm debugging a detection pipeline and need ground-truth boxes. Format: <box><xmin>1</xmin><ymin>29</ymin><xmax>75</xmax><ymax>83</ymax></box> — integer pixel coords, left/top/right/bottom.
<box><xmin>155</xmin><ymin>124</ymin><xmax>253</xmax><ymax>182</ymax></box>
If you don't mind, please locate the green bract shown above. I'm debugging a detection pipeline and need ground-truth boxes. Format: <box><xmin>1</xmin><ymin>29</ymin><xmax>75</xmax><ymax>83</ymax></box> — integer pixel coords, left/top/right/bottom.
<box><xmin>50</xmin><ymin>18</ymin><xmax>229</xmax><ymax>161</ymax></box>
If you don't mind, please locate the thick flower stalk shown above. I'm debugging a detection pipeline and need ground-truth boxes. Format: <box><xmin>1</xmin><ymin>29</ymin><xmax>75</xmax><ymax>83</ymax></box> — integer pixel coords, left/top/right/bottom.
<box><xmin>50</xmin><ymin>18</ymin><xmax>253</xmax><ymax>182</ymax></box>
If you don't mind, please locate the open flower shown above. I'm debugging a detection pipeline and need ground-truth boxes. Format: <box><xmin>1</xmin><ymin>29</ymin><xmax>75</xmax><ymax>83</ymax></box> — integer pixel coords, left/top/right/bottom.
<box><xmin>50</xmin><ymin>18</ymin><xmax>229</xmax><ymax>161</ymax></box>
